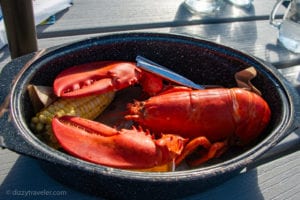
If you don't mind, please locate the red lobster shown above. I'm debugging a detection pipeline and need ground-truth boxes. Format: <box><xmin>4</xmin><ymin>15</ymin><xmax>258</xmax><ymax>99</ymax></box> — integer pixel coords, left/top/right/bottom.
<box><xmin>52</xmin><ymin>61</ymin><xmax>271</xmax><ymax>170</ymax></box>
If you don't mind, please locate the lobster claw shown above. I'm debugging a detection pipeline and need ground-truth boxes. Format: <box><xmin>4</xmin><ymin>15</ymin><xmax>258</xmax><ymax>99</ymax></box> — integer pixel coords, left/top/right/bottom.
<box><xmin>54</xmin><ymin>61</ymin><xmax>142</xmax><ymax>98</ymax></box>
<box><xmin>53</xmin><ymin>61</ymin><xmax>164</xmax><ymax>98</ymax></box>
<box><xmin>52</xmin><ymin>116</ymin><xmax>187</xmax><ymax>169</ymax></box>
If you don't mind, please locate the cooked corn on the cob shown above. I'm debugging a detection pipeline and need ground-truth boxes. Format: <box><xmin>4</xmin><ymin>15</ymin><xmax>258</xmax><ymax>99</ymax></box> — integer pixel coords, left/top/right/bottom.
<box><xmin>30</xmin><ymin>91</ymin><xmax>115</xmax><ymax>147</ymax></box>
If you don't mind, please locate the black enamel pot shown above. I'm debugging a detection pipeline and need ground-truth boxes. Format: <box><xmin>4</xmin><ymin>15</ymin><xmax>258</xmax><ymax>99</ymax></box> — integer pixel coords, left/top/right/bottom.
<box><xmin>0</xmin><ymin>33</ymin><xmax>299</xmax><ymax>200</ymax></box>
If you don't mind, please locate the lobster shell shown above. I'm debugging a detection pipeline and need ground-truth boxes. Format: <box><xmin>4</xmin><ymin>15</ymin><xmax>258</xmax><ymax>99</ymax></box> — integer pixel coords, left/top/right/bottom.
<box><xmin>52</xmin><ymin>115</ymin><xmax>187</xmax><ymax>169</ymax></box>
<box><xmin>126</xmin><ymin>87</ymin><xmax>271</xmax><ymax>146</ymax></box>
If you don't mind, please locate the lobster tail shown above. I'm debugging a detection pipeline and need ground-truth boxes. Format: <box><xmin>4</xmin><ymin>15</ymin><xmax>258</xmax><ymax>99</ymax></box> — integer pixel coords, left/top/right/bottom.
<box><xmin>230</xmin><ymin>88</ymin><xmax>271</xmax><ymax>145</ymax></box>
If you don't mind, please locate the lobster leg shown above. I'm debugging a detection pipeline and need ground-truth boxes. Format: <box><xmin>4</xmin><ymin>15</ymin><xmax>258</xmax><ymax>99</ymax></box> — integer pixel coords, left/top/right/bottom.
<box><xmin>52</xmin><ymin>116</ymin><xmax>187</xmax><ymax>169</ymax></box>
<box><xmin>175</xmin><ymin>137</ymin><xmax>228</xmax><ymax>167</ymax></box>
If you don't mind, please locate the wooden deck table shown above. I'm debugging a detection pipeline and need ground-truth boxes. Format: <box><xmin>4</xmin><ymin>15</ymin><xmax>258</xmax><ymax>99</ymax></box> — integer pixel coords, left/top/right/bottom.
<box><xmin>0</xmin><ymin>0</ymin><xmax>299</xmax><ymax>199</ymax></box>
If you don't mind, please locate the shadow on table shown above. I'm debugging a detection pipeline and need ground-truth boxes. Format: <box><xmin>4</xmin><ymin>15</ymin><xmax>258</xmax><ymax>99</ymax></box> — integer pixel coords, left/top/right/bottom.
<box><xmin>186</xmin><ymin>168</ymin><xmax>264</xmax><ymax>200</ymax></box>
<box><xmin>0</xmin><ymin>155</ymin><xmax>264</xmax><ymax>200</ymax></box>
<box><xmin>0</xmin><ymin>155</ymin><xmax>98</xmax><ymax>200</ymax></box>
<box><xmin>0</xmin><ymin>8</ymin><xmax>70</xmax><ymax>64</ymax></box>
<box><xmin>170</xmin><ymin>2</ymin><xmax>258</xmax><ymax>55</ymax></box>
<box><xmin>36</xmin><ymin>8</ymin><xmax>70</xmax><ymax>39</ymax></box>
<box><xmin>0</xmin><ymin>46</ymin><xmax>11</xmax><ymax>63</ymax></box>
<box><xmin>265</xmin><ymin>42</ymin><xmax>300</xmax><ymax>68</ymax></box>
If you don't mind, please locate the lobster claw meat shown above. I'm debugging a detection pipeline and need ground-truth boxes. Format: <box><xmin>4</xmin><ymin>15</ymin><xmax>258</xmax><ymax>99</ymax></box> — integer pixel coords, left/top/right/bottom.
<box><xmin>53</xmin><ymin>61</ymin><xmax>164</xmax><ymax>98</ymax></box>
<box><xmin>52</xmin><ymin>116</ymin><xmax>187</xmax><ymax>169</ymax></box>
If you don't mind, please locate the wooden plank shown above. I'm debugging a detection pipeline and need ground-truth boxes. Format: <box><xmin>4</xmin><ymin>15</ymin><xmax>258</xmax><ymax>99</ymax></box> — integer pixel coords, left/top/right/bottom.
<box><xmin>36</xmin><ymin>20</ymin><xmax>300</xmax><ymax>67</ymax></box>
<box><xmin>0</xmin><ymin>149</ymin><xmax>298</xmax><ymax>199</ymax></box>
<box><xmin>36</xmin><ymin>0</ymin><xmax>285</xmax><ymax>38</ymax></box>
<box><xmin>187</xmin><ymin>151</ymin><xmax>300</xmax><ymax>200</ymax></box>
<box><xmin>2</xmin><ymin>20</ymin><xmax>300</xmax><ymax>74</ymax></box>
<box><xmin>0</xmin><ymin>1</ymin><xmax>299</xmax><ymax>199</ymax></box>
<box><xmin>169</xmin><ymin>20</ymin><xmax>300</xmax><ymax>67</ymax></box>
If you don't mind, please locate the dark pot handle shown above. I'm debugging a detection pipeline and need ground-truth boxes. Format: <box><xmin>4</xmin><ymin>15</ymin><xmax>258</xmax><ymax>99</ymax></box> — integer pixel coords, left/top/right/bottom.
<box><xmin>256</xmin><ymin>58</ymin><xmax>300</xmax><ymax>133</ymax></box>
<box><xmin>278</xmin><ymin>65</ymin><xmax>300</xmax><ymax>134</ymax></box>
<box><xmin>248</xmin><ymin>60</ymin><xmax>300</xmax><ymax>169</ymax></box>
<box><xmin>0</xmin><ymin>50</ymin><xmax>47</xmax><ymax>156</ymax></box>
<box><xmin>279</xmin><ymin>65</ymin><xmax>300</xmax><ymax>126</ymax></box>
